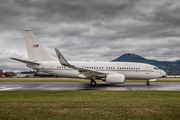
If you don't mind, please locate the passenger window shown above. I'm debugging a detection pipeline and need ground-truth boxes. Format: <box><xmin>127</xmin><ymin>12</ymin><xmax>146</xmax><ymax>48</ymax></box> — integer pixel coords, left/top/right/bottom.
<box><xmin>154</xmin><ymin>67</ymin><xmax>158</xmax><ymax>70</ymax></box>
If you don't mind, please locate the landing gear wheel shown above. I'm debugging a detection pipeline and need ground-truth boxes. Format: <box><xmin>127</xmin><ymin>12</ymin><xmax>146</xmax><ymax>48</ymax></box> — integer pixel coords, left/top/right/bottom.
<box><xmin>146</xmin><ymin>82</ymin><xmax>150</xmax><ymax>86</ymax></box>
<box><xmin>91</xmin><ymin>80</ymin><xmax>96</xmax><ymax>86</ymax></box>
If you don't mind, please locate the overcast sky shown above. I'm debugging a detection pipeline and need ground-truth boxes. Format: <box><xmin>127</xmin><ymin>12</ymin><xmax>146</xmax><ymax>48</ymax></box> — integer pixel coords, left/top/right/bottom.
<box><xmin>1</xmin><ymin>0</ymin><xmax>180</xmax><ymax>72</ymax></box>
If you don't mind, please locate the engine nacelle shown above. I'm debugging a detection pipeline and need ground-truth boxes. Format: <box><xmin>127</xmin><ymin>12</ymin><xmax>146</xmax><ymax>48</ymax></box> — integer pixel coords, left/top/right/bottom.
<box><xmin>106</xmin><ymin>73</ymin><xmax>125</xmax><ymax>84</ymax></box>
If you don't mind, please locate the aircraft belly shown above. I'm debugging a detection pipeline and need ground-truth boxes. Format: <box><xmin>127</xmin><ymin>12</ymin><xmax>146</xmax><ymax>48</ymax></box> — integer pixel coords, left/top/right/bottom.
<box><xmin>53</xmin><ymin>70</ymin><xmax>78</xmax><ymax>78</ymax></box>
<box><xmin>120</xmin><ymin>71</ymin><xmax>158</xmax><ymax>80</ymax></box>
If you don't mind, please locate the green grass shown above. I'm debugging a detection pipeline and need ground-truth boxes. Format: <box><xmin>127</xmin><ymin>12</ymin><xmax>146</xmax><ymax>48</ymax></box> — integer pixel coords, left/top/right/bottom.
<box><xmin>0</xmin><ymin>91</ymin><xmax>180</xmax><ymax>120</ymax></box>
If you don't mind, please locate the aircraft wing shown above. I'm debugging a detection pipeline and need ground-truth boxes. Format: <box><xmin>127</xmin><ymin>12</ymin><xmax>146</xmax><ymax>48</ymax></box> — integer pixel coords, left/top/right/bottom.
<box><xmin>54</xmin><ymin>48</ymin><xmax>106</xmax><ymax>78</ymax></box>
<box><xmin>11</xmin><ymin>58</ymin><xmax>40</xmax><ymax>65</ymax></box>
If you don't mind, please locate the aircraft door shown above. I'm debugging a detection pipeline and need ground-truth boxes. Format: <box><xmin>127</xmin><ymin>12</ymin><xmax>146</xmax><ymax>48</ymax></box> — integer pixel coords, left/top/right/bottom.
<box><xmin>145</xmin><ymin>65</ymin><xmax>150</xmax><ymax>74</ymax></box>
<box><xmin>49</xmin><ymin>64</ymin><xmax>54</xmax><ymax>74</ymax></box>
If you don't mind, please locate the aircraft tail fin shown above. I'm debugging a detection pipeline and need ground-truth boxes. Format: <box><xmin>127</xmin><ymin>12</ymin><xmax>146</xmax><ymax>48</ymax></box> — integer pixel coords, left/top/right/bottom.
<box><xmin>24</xmin><ymin>30</ymin><xmax>56</xmax><ymax>62</ymax></box>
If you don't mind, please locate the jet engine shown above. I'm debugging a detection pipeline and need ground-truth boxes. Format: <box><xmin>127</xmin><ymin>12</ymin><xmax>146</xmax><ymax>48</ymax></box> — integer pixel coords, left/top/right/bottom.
<box><xmin>106</xmin><ymin>73</ymin><xmax>125</xmax><ymax>84</ymax></box>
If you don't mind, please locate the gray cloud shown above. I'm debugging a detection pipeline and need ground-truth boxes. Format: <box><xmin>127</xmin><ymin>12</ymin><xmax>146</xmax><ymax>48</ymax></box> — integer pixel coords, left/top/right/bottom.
<box><xmin>147</xmin><ymin>2</ymin><xmax>180</xmax><ymax>26</ymax></box>
<box><xmin>0</xmin><ymin>0</ymin><xmax>180</xmax><ymax>72</ymax></box>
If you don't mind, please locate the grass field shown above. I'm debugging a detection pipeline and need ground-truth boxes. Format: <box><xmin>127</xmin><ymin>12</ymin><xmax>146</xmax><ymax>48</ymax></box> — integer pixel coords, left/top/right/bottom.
<box><xmin>0</xmin><ymin>91</ymin><xmax>180</xmax><ymax>120</ymax></box>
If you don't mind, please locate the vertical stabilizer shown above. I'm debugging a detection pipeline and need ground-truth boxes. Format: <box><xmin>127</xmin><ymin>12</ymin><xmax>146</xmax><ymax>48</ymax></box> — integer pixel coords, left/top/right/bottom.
<box><xmin>24</xmin><ymin>30</ymin><xmax>56</xmax><ymax>62</ymax></box>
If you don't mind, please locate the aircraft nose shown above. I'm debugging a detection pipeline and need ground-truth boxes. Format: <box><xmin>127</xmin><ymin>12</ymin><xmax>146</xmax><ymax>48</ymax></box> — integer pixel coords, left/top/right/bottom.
<box><xmin>161</xmin><ymin>70</ymin><xmax>166</xmax><ymax>77</ymax></box>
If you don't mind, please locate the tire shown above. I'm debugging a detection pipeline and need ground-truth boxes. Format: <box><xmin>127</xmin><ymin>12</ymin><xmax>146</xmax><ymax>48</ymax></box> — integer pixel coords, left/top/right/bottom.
<box><xmin>146</xmin><ymin>82</ymin><xmax>150</xmax><ymax>86</ymax></box>
<box><xmin>91</xmin><ymin>80</ymin><xmax>96</xmax><ymax>86</ymax></box>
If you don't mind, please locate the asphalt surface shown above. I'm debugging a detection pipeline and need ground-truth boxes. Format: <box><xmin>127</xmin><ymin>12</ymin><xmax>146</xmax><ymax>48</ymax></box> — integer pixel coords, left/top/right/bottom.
<box><xmin>1</xmin><ymin>82</ymin><xmax>180</xmax><ymax>91</ymax></box>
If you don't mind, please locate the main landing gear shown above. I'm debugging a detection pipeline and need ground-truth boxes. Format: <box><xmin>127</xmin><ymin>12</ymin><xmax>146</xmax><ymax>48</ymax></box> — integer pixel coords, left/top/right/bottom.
<box><xmin>146</xmin><ymin>80</ymin><xmax>150</xmax><ymax>86</ymax></box>
<box><xmin>91</xmin><ymin>79</ymin><xmax>96</xmax><ymax>86</ymax></box>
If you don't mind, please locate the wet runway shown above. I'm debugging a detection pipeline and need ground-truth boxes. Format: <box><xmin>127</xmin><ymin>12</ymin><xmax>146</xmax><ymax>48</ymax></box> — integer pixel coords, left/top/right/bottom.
<box><xmin>1</xmin><ymin>82</ymin><xmax>180</xmax><ymax>91</ymax></box>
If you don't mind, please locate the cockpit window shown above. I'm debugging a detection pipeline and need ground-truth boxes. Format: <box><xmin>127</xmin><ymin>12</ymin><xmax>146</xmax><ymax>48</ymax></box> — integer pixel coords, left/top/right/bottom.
<box><xmin>154</xmin><ymin>67</ymin><xmax>158</xmax><ymax>70</ymax></box>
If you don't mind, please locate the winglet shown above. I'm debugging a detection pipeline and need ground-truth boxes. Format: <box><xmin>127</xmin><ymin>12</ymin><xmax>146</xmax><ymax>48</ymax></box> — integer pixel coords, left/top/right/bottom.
<box><xmin>54</xmin><ymin>48</ymin><xmax>70</xmax><ymax>66</ymax></box>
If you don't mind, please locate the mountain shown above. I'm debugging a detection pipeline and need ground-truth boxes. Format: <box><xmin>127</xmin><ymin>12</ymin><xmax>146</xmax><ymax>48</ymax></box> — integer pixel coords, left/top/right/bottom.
<box><xmin>112</xmin><ymin>53</ymin><xmax>180</xmax><ymax>74</ymax></box>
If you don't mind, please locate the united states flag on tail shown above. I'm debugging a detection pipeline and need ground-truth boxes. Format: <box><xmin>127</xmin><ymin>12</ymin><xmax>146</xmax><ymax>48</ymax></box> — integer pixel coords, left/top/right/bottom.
<box><xmin>33</xmin><ymin>44</ymin><xmax>39</xmax><ymax>48</ymax></box>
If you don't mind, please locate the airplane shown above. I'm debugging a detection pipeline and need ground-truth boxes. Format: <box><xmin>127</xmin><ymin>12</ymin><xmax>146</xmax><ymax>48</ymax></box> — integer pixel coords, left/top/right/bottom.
<box><xmin>11</xmin><ymin>30</ymin><xmax>166</xmax><ymax>86</ymax></box>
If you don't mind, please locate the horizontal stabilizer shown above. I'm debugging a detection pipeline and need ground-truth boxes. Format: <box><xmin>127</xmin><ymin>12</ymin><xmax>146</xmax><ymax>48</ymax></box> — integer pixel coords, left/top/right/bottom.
<box><xmin>10</xmin><ymin>58</ymin><xmax>40</xmax><ymax>65</ymax></box>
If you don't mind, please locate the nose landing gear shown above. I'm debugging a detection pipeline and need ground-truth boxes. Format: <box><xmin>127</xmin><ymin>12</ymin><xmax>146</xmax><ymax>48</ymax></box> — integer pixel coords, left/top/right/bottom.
<box><xmin>91</xmin><ymin>79</ymin><xmax>96</xmax><ymax>86</ymax></box>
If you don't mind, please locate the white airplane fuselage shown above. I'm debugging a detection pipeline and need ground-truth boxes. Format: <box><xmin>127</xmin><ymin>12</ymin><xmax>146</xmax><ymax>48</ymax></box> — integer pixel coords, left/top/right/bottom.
<box><xmin>28</xmin><ymin>61</ymin><xmax>165</xmax><ymax>80</ymax></box>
